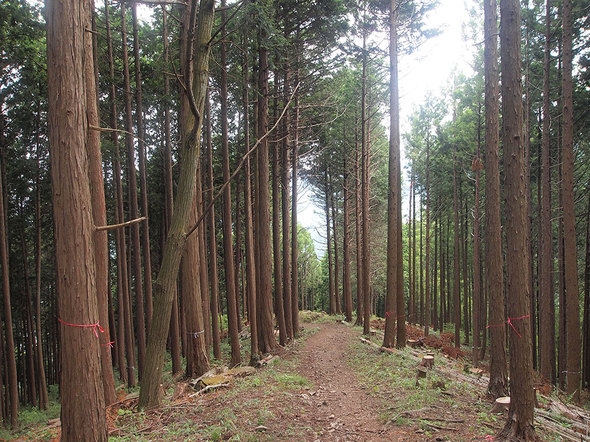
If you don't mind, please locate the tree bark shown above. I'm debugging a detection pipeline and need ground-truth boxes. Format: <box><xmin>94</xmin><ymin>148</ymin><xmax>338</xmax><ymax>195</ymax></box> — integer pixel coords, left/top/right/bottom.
<box><xmin>47</xmin><ymin>0</ymin><xmax>107</xmax><ymax>436</ymax></box>
<box><xmin>256</xmin><ymin>24</ymin><xmax>277</xmax><ymax>354</ymax></box>
<box><xmin>291</xmin><ymin>61</ymin><xmax>300</xmax><ymax>334</ymax></box>
<box><xmin>281</xmin><ymin>67</ymin><xmax>293</xmax><ymax>339</ymax></box>
<box><xmin>271</xmin><ymin>69</ymin><xmax>287</xmax><ymax>346</ymax></box>
<box><xmin>484</xmin><ymin>0</ymin><xmax>508</xmax><ymax>399</ymax></box>
<box><xmin>361</xmin><ymin>25</ymin><xmax>371</xmax><ymax>335</ymax></box>
<box><xmin>539</xmin><ymin>0</ymin><xmax>556</xmax><ymax>383</ymax></box>
<box><xmin>204</xmin><ymin>92</ymin><xmax>222</xmax><ymax>360</ymax></box>
<box><xmin>499</xmin><ymin>0</ymin><xmax>537</xmax><ymax>436</ymax></box>
<box><xmin>131</xmin><ymin>4</ymin><xmax>154</xmax><ymax>335</ymax></box>
<box><xmin>121</xmin><ymin>2</ymin><xmax>147</xmax><ymax>378</ymax></box>
<box><xmin>453</xmin><ymin>150</ymin><xmax>461</xmax><ymax>348</ymax></box>
<box><xmin>343</xmin><ymin>153</ymin><xmax>353</xmax><ymax>322</ymax></box>
<box><xmin>560</xmin><ymin>0</ymin><xmax>581</xmax><ymax>401</ymax></box>
<box><xmin>219</xmin><ymin>0</ymin><xmax>241</xmax><ymax>366</ymax></box>
<box><xmin>139</xmin><ymin>0</ymin><xmax>215</xmax><ymax>409</ymax></box>
<box><xmin>384</xmin><ymin>0</ymin><xmax>402</xmax><ymax>348</ymax></box>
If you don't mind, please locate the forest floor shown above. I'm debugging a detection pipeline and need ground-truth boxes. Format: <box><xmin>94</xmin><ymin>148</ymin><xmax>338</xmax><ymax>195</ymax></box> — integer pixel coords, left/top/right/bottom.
<box><xmin>19</xmin><ymin>314</ymin><xmax>589</xmax><ymax>441</ymax></box>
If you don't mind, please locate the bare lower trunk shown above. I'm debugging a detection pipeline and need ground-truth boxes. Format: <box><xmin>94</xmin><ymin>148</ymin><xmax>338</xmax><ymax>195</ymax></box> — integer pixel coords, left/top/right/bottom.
<box><xmin>47</xmin><ymin>0</ymin><xmax>107</xmax><ymax>435</ymax></box>
<box><xmin>499</xmin><ymin>0</ymin><xmax>537</xmax><ymax>436</ymax></box>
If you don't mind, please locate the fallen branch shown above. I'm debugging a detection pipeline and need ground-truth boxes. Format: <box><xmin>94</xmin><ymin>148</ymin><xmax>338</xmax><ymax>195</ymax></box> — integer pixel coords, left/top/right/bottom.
<box><xmin>96</xmin><ymin>216</ymin><xmax>146</xmax><ymax>231</ymax></box>
<box><xmin>189</xmin><ymin>382</ymin><xmax>229</xmax><ymax>398</ymax></box>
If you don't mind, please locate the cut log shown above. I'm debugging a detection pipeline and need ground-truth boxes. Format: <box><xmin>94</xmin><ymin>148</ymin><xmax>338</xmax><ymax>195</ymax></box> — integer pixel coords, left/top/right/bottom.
<box><xmin>420</xmin><ymin>355</ymin><xmax>434</xmax><ymax>369</ymax></box>
<box><xmin>407</xmin><ymin>339</ymin><xmax>422</xmax><ymax>348</ymax></box>
<box><xmin>415</xmin><ymin>367</ymin><xmax>427</xmax><ymax>386</ymax></box>
<box><xmin>469</xmin><ymin>368</ymin><xmax>483</xmax><ymax>377</ymax></box>
<box><xmin>491</xmin><ymin>396</ymin><xmax>510</xmax><ymax>414</ymax></box>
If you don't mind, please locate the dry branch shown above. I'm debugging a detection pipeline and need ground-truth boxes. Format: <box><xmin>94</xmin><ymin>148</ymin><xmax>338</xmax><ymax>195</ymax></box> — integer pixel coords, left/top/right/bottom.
<box><xmin>95</xmin><ymin>216</ymin><xmax>146</xmax><ymax>231</ymax></box>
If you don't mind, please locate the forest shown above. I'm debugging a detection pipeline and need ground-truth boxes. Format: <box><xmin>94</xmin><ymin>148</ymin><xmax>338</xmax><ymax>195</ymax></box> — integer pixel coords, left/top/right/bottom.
<box><xmin>1</xmin><ymin>0</ymin><xmax>590</xmax><ymax>439</ymax></box>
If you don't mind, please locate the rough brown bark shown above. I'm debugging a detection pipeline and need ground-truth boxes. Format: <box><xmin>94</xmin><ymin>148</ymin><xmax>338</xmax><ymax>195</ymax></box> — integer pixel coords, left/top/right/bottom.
<box><xmin>354</xmin><ymin>125</ymin><xmax>363</xmax><ymax>326</ymax></box>
<box><xmin>560</xmin><ymin>0</ymin><xmax>581</xmax><ymax>401</ymax></box>
<box><xmin>87</xmin><ymin>6</ymin><xmax>117</xmax><ymax>404</ymax></box>
<box><xmin>121</xmin><ymin>2</ymin><xmax>147</xmax><ymax>378</ymax></box>
<box><xmin>139</xmin><ymin>0</ymin><xmax>215</xmax><ymax>409</ymax></box>
<box><xmin>539</xmin><ymin>0</ymin><xmax>556</xmax><ymax>383</ymax></box>
<box><xmin>281</xmin><ymin>67</ymin><xmax>293</xmax><ymax>338</ymax></box>
<box><xmin>343</xmin><ymin>153</ymin><xmax>353</xmax><ymax>322</ymax></box>
<box><xmin>384</xmin><ymin>0</ymin><xmax>401</xmax><ymax>348</ymax></box>
<box><xmin>472</xmin><ymin>111</ymin><xmax>482</xmax><ymax>366</ymax></box>
<box><xmin>34</xmin><ymin>144</ymin><xmax>48</xmax><ymax>410</ymax></box>
<box><xmin>204</xmin><ymin>93</ymin><xmax>222</xmax><ymax>360</ymax></box>
<box><xmin>291</xmin><ymin>62</ymin><xmax>300</xmax><ymax>334</ymax></box>
<box><xmin>219</xmin><ymin>0</ymin><xmax>241</xmax><ymax>366</ymax></box>
<box><xmin>0</xmin><ymin>116</ymin><xmax>17</xmax><ymax>429</ymax></box>
<box><xmin>131</xmin><ymin>4</ymin><xmax>154</xmax><ymax>334</ymax></box>
<box><xmin>47</xmin><ymin>0</ymin><xmax>107</xmax><ymax>436</ymax></box>
<box><xmin>453</xmin><ymin>148</ymin><xmax>461</xmax><ymax>348</ymax></box>
<box><xmin>242</xmin><ymin>41</ymin><xmax>259</xmax><ymax>361</ymax></box>
<box><xmin>498</xmin><ymin>0</ymin><xmax>537</xmax><ymax>436</ymax></box>
<box><xmin>271</xmin><ymin>69</ymin><xmax>287</xmax><ymax>346</ymax></box>
<box><xmin>484</xmin><ymin>0</ymin><xmax>508</xmax><ymax>399</ymax></box>
<box><xmin>256</xmin><ymin>28</ymin><xmax>277</xmax><ymax>354</ymax></box>
<box><xmin>361</xmin><ymin>26</ymin><xmax>371</xmax><ymax>335</ymax></box>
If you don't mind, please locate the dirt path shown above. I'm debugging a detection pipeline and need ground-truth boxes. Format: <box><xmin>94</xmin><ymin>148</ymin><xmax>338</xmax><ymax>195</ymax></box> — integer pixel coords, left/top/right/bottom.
<box><xmin>292</xmin><ymin>323</ymin><xmax>406</xmax><ymax>441</ymax></box>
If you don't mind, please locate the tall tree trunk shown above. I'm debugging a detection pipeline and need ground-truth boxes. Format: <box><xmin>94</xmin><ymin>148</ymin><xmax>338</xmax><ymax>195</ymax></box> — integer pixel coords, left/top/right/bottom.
<box><xmin>256</xmin><ymin>24</ymin><xmax>277</xmax><ymax>354</ymax></box>
<box><xmin>88</xmin><ymin>5</ymin><xmax>116</xmax><ymax>405</ymax></box>
<box><xmin>271</xmin><ymin>72</ymin><xmax>287</xmax><ymax>346</ymax></box>
<box><xmin>461</xmin><ymin>185</ymin><xmax>470</xmax><ymax>345</ymax></box>
<box><xmin>132</xmin><ymin>4</ymin><xmax>154</xmax><ymax>336</ymax></box>
<box><xmin>138</xmin><ymin>0</ymin><xmax>215</xmax><ymax>409</ymax></box>
<box><xmin>499</xmin><ymin>0</ymin><xmax>537</xmax><ymax>435</ymax></box>
<box><xmin>354</xmin><ymin>122</ymin><xmax>363</xmax><ymax>325</ymax></box>
<box><xmin>472</xmin><ymin>111</ymin><xmax>482</xmax><ymax>366</ymax></box>
<box><xmin>326</xmin><ymin>175</ymin><xmax>336</xmax><ymax>315</ymax></box>
<box><xmin>560</xmin><ymin>0</ymin><xmax>581</xmax><ymax>401</ymax></box>
<box><xmin>453</xmin><ymin>147</ymin><xmax>461</xmax><ymax>349</ymax></box>
<box><xmin>484</xmin><ymin>0</ymin><xmax>508</xmax><ymax>399</ymax></box>
<box><xmin>361</xmin><ymin>26</ymin><xmax>371</xmax><ymax>335</ymax></box>
<box><xmin>0</xmin><ymin>112</ymin><xmax>17</xmax><ymax>429</ymax></box>
<box><xmin>34</xmin><ymin>142</ymin><xmax>48</xmax><ymax>410</ymax></box>
<box><xmin>47</xmin><ymin>0</ymin><xmax>107</xmax><ymax>435</ymax></box>
<box><xmin>121</xmin><ymin>2</ymin><xmax>147</xmax><ymax>378</ymax></box>
<box><xmin>343</xmin><ymin>154</ymin><xmax>353</xmax><ymax>322</ymax></box>
<box><xmin>106</xmin><ymin>0</ymin><xmax>131</xmax><ymax>386</ymax></box>
<box><xmin>291</xmin><ymin>61</ymin><xmax>300</xmax><ymax>334</ymax></box>
<box><xmin>242</xmin><ymin>38</ymin><xmax>259</xmax><ymax>362</ymax></box>
<box><xmin>539</xmin><ymin>0</ymin><xmax>556</xmax><ymax>383</ymax></box>
<box><xmin>182</xmin><ymin>187</ymin><xmax>210</xmax><ymax>377</ymax></box>
<box><xmin>281</xmin><ymin>67</ymin><xmax>293</xmax><ymax>339</ymax></box>
<box><xmin>331</xmin><ymin>181</ymin><xmax>341</xmax><ymax>315</ymax></box>
<box><xmin>584</xmin><ymin>183</ymin><xmax>590</xmax><ymax>388</ymax></box>
<box><xmin>220</xmin><ymin>1</ymin><xmax>241</xmax><ymax>366</ymax></box>
<box><xmin>424</xmin><ymin>137</ymin><xmax>431</xmax><ymax>337</ymax></box>
<box><xmin>384</xmin><ymin>0</ymin><xmax>402</xmax><ymax>348</ymax></box>
<box><xmin>204</xmin><ymin>93</ymin><xmax>222</xmax><ymax>360</ymax></box>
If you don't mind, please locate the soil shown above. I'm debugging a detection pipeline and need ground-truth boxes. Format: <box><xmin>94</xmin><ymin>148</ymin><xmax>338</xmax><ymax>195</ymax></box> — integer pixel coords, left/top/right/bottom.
<box><xmin>294</xmin><ymin>323</ymin><xmax>410</xmax><ymax>440</ymax></box>
<box><xmin>29</xmin><ymin>319</ymin><xmax>570</xmax><ymax>441</ymax></box>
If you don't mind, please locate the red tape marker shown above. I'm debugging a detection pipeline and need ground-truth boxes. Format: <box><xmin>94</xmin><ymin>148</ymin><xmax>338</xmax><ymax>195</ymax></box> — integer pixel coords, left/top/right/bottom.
<box><xmin>58</xmin><ymin>317</ymin><xmax>104</xmax><ymax>338</ymax></box>
<box><xmin>486</xmin><ymin>314</ymin><xmax>530</xmax><ymax>338</ymax></box>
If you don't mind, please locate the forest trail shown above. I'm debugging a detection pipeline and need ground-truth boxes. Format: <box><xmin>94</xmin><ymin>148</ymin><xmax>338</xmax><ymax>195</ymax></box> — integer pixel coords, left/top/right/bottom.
<box><xmin>97</xmin><ymin>318</ymin><xmax>575</xmax><ymax>441</ymax></box>
<box><xmin>292</xmin><ymin>322</ymin><xmax>407</xmax><ymax>440</ymax></box>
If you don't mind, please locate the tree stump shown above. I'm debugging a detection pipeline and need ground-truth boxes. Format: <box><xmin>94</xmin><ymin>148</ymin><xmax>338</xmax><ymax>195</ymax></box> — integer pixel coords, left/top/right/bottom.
<box><xmin>415</xmin><ymin>367</ymin><xmax>427</xmax><ymax>386</ymax></box>
<box><xmin>469</xmin><ymin>367</ymin><xmax>484</xmax><ymax>377</ymax></box>
<box><xmin>420</xmin><ymin>355</ymin><xmax>434</xmax><ymax>369</ymax></box>
<box><xmin>408</xmin><ymin>339</ymin><xmax>420</xmax><ymax>348</ymax></box>
<box><xmin>491</xmin><ymin>396</ymin><xmax>510</xmax><ymax>414</ymax></box>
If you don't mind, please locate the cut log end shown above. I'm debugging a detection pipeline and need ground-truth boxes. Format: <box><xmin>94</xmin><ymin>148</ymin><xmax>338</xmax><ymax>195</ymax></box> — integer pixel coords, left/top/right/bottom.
<box><xmin>491</xmin><ymin>396</ymin><xmax>510</xmax><ymax>414</ymax></box>
<box><xmin>420</xmin><ymin>355</ymin><xmax>435</xmax><ymax>369</ymax></box>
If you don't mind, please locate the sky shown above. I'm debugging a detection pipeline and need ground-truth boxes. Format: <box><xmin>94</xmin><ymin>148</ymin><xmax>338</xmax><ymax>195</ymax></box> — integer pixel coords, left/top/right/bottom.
<box><xmin>300</xmin><ymin>0</ymin><xmax>476</xmax><ymax>256</ymax></box>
